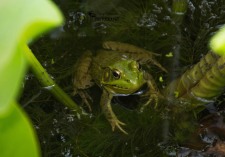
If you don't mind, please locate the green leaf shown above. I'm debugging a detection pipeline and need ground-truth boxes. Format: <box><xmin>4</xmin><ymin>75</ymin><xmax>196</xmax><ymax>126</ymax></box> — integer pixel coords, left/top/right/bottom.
<box><xmin>0</xmin><ymin>0</ymin><xmax>63</xmax><ymax>113</ymax></box>
<box><xmin>0</xmin><ymin>0</ymin><xmax>64</xmax><ymax>157</ymax></box>
<box><xmin>0</xmin><ymin>102</ymin><xmax>40</xmax><ymax>157</ymax></box>
<box><xmin>0</xmin><ymin>45</ymin><xmax>27</xmax><ymax>115</ymax></box>
<box><xmin>210</xmin><ymin>25</ymin><xmax>225</xmax><ymax>56</ymax></box>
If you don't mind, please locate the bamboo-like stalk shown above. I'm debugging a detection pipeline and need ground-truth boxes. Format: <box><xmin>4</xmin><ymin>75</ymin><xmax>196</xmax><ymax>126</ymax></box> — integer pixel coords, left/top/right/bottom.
<box><xmin>23</xmin><ymin>45</ymin><xmax>83</xmax><ymax>114</ymax></box>
<box><xmin>165</xmin><ymin>51</ymin><xmax>225</xmax><ymax>105</ymax></box>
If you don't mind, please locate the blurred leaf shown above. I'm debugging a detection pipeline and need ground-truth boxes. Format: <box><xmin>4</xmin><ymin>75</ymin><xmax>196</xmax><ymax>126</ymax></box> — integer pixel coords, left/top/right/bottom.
<box><xmin>0</xmin><ymin>0</ymin><xmax>64</xmax><ymax>157</ymax></box>
<box><xmin>0</xmin><ymin>0</ymin><xmax>64</xmax><ymax>113</ymax></box>
<box><xmin>0</xmin><ymin>102</ymin><xmax>40</xmax><ymax>157</ymax></box>
<box><xmin>210</xmin><ymin>25</ymin><xmax>225</xmax><ymax>56</ymax></box>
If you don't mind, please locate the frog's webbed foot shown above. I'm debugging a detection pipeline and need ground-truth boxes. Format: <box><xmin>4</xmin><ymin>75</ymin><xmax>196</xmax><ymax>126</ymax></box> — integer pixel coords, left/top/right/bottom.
<box><xmin>147</xmin><ymin>59</ymin><xmax>168</xmax><ymax>73</ymax></box>
<box><xmin>140</xmin><ymin>91</ymin><xmax>159</xmax><ymax>112</ymax></box>
<box><xmin>101</xmin><ymin>90</ymin><xmax>128</xmax><ymax>134</ymax></box>
<box><xmin>108</xmin><ymin>115</ymin><xmax>127</xmax><ymax>134</ymax></box>
<box><xmin>73</xmin><ymin>90</ymin><xmax>93</xmax><ymax>111</ymax></box>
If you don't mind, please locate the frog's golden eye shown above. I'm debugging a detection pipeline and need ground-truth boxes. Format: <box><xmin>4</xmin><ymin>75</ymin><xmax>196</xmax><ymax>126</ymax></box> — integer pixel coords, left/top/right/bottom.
<box><xmin>112</xmin><ymin>69</ymin><xmax>121</xmax><ymax>79</ymax></box>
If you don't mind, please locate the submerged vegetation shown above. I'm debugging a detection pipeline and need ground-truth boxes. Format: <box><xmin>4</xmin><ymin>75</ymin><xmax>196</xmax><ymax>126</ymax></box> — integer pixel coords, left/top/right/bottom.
<box><xmin>19</xmin><ymin>0</ymin><xmax>225</xmax><ymax>156</ymax></box>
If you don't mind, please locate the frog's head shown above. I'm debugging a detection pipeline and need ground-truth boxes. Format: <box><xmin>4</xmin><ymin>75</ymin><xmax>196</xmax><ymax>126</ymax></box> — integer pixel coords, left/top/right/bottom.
<box><xmin>101</xmin><ymin>60</ymin><xmax>145</xmax><ymax>95</ymax></box>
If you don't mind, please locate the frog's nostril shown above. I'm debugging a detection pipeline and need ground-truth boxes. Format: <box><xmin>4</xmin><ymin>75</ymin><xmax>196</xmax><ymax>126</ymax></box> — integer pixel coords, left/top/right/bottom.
<box><xmin>126</xmin><ymin>79</ymin><xmax>131</xmax><ymax>83</ymax></box>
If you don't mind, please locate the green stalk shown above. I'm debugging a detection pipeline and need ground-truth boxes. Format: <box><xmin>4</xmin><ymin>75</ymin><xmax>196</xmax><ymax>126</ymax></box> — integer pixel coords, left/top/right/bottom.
<box><xmin>23</xmin><ymin>45</ymin><xmax>83</xmax><ymax>114</ymax></box>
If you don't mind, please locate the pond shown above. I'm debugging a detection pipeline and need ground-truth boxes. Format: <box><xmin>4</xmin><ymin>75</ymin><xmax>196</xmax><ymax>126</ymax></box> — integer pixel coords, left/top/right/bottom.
<box><xmin>20</xmin><ymin>0</ymin><xmax>225</xmax><ymax>156</ymax></box>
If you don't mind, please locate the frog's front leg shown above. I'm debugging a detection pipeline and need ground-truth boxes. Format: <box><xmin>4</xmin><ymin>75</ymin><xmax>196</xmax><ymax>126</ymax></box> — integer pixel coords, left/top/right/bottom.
<box><xmin>100</xmin><ymin>90</ymin><xmax>128</xmax><ymax>134</ymax></box>
<box><xmin>140</xmin><ymin>72</ymin><xmax>163</xmax><ymax>112</ymax></box>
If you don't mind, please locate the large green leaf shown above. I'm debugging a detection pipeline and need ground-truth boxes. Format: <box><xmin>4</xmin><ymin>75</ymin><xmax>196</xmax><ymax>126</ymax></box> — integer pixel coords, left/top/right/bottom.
<box><xmin>0</xmin><ymin>102</ymin><xmax>40</xmax><ymax>157</ymax></box>
<box><xmin>0</xmin><ymin>0</ymin><xmax>64</xmax><ymax>157</ymax></box>
<box><xmin>0</xmin><ymin>0</ymin><xmax>64</xmax><ymax>113</ymax></box>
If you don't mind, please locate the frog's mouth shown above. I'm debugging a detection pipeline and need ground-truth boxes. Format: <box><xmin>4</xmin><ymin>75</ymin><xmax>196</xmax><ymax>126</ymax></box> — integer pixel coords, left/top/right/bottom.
<box><xmin>103</xmin><ymin>83</ymin><xmax>147</xmax><ymax>96</ymax></box>
<box><xmin>104</xmin><ymin>84</ymin><xmax>131</xmax><ymax>95</ymax></box>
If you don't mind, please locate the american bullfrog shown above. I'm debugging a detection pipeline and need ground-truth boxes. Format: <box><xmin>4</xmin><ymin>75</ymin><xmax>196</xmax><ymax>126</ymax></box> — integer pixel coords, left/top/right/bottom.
<box><xmin>73</xmin><ymin>41</ymin><xmax>167</xmax><ymax>134</ymax></box>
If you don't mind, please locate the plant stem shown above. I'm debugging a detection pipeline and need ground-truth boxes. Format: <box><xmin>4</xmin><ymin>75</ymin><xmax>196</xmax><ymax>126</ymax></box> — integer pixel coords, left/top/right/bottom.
<box><xmin>23</xmin><ymin>45</ymin><xmax>83</xmax><ymax>114</ymax></box>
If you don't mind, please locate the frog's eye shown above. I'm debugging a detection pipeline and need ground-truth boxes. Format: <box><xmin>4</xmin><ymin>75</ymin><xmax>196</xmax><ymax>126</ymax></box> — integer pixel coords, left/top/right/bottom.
<box><xmin>112</xmin><ymin>69</ymin><xmax>121</xmax><ymax>79</ymax></box>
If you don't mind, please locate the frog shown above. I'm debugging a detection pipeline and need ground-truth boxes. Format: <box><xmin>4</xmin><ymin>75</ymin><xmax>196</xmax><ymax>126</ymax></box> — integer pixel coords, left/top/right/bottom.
<box><xmin>73</xmin><ymin>41</ymin><xmax>167</xmax><ymax>134</ymax></box>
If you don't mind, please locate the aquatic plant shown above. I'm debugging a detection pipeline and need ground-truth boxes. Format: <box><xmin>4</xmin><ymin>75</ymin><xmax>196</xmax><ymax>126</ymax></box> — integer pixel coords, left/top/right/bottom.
<box><xmin>0</xmin><ymin>0</ymin><xmax>64</xmax><ymax>156</ymax></box>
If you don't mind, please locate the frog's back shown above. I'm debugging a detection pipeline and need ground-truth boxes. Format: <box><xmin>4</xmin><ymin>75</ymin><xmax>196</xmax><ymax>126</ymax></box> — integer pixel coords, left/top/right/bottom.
<box><xmin>93</xmin><ymin>50</ymin><xmax>127</xmax><ymax>67</ymax></box>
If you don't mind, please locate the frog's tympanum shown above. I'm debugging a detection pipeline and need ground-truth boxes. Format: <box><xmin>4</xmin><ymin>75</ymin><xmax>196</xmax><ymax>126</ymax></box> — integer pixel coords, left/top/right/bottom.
<box><xmin>73</xmin><ymin>41</ymin><xmax>167</xmax><ymax>134</ymax></box>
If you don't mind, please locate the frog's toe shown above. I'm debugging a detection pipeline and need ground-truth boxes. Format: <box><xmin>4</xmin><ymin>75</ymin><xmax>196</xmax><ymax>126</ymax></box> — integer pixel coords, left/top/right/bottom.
<box><xmin>82</xmin><ymin>97</ymin><xmax>92</xmax><ymax>111</ymax></box>
<box><xmin>77</xmin><ymin>90</ymin><xmax>93</xmax><ymax>111</ymax></box>
<box><xmin>152</xmin><ymin>95</ymin><xmax>159</xmax><ymax>108</ymax></box>
<box><xmin>110</xmin><ymin>118</ymin><xmax>128</xmax><ymax>134</ymax></box>
<box><xmin>140</xmin><ymin>94</ymin><xmax>158</xmax><ymax>112</ymax></box>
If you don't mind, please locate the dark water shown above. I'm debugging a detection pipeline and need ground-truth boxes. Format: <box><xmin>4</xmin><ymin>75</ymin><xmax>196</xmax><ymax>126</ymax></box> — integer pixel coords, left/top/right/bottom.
<box><xmin>20</xmin><ymin>0</ymin><xmax>225</xmax><ymax>156</ymax></box>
